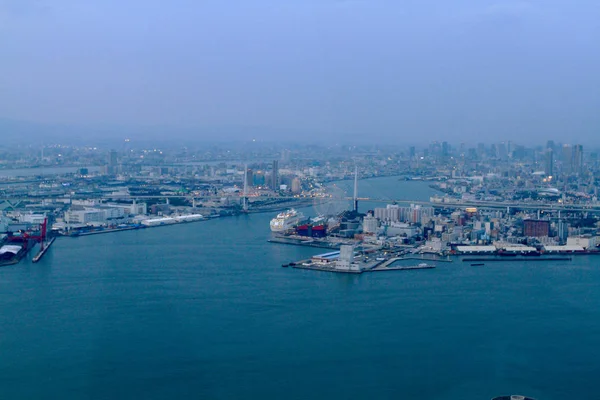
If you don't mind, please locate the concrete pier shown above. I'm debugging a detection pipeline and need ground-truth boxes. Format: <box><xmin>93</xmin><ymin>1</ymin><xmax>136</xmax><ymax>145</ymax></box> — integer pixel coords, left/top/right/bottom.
<box><xmin>268</xmin><ymin>237</ymin><xmax>343</xmax><ymax>250</ymax></box>
<box><xmin>462</xmin><ymin>257</ymin><xmax>572</xmax><ymax>262</ymax></box>
<box><xmin>32</xmin><ymin>237</ymin><xmax>56</xmax><ymax>263</ymax></box>
<box><xmin>287</xmin><ymin>256</ymin><xmax>437</xmax><ymax>274</ymax></box>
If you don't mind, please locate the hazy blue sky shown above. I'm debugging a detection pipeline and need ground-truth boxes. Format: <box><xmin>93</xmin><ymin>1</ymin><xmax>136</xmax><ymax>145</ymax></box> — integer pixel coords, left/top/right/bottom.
<box><xmin>1</xmin><ymin>0</ymin><xmax>599</xmax><ymax>143</ymax></box>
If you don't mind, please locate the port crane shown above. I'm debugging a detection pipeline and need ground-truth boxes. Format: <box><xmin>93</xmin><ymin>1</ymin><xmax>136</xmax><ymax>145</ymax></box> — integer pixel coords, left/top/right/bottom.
<box><xmin>6</xmin><ymin>218</ymin><xmax>49</xmax><ymax>252</ymax></box>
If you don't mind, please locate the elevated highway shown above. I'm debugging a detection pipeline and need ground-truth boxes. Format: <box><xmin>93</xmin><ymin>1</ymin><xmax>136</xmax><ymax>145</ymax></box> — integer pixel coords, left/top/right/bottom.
<box><xmin>2</xmin><ymin>193</ymin><xmax>600</xmax><ymax>214</ymax></box>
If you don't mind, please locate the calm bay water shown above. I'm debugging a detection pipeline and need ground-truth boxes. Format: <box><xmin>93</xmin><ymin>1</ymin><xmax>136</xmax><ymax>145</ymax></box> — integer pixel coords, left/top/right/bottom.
<box><xmin>1</xmin><ymin>178</ymin><xmax>599</xmax><ymax>399</ymax></box>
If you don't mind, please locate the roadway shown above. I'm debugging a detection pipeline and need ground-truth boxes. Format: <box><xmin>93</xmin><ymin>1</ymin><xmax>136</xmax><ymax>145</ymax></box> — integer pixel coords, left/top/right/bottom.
<box><xmin>2</xmin><ymin>193</ymin><xmax>600</xmax><ymax>214</ymax></box>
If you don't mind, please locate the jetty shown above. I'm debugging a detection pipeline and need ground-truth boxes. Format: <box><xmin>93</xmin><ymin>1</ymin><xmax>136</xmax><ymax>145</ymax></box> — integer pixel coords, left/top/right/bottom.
<box><xmin>462</xmin><ymin>257</ymin><xmax>572</xmax><ymax>262</ymax></box>
<box><xmin>287</xmin><ymin>255</ymin><xmax>439</xmax><ymax>274</ymax></box>
<box><xmin>268</xmin><ymin>237</ymin><xmax>342</xmax><ymax>250</ymax></box>
<box><xmin>370</xmin><ymin>257</ymin><xmax>436</xmax><ymax>272</ymax></box>
<box><xmin>32</xmin><ymin>237</ymin><xmax>56</xmax><ymax>263</ymax></box>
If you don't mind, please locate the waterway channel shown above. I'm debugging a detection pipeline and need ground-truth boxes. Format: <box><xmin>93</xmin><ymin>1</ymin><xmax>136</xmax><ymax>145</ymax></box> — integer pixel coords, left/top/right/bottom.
<box><xmin>1</xmin><ymin>177</ymin><xmax>598</xmax><ymax>400</ymax></box>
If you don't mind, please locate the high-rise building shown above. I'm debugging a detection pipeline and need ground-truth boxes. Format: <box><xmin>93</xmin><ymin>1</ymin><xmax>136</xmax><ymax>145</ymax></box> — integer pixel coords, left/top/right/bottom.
<box><xmin>562</xmin><ymin>144</ymin><xmax>572</xmax><ymax>175</ymax></box>
<box><xmin>545</xmin><ymin>148</ymin><xmax>553</xmax><ymax>177</ymax></box>
<box><xmin>572</xmin><ymin>144</ymin><xmax>583</xmax><ymax>175</ymax></box>
<box><xmin>429</xmin><ymin>141</ymin><xmax>440</xmax><ymax>156</ymax></box>
<box><xmin>477</xmin><ymin>143</ymin><xmax>485</xmax><ymax>158</ymax></box>
<box><xmin>441</xmin><ymin>142</ymin><xmax>449</xmax><ymax>157</ymax></box>
<box><xmin>245</xmin><ymin>168</ymin><xmax>253</xmax><ymax>188</ymax></box>
<box><xmin>409</xmin><ymin>146</ymin><xmax>416</xmax><ymax>160</ymax></box>
<box><xmin>107</xmin><ymin>150</ymin><xmax>118</xmax><ymax>175</ymax></box>
<box><xmin>497</xmin><ymin>142</ymin><xmax>508</xmax><ymax>161</ymax></box>
<box><xmin>271</xmin><ymin>160</ymin><xmax>279</xmax><ymax>190</ymax></box>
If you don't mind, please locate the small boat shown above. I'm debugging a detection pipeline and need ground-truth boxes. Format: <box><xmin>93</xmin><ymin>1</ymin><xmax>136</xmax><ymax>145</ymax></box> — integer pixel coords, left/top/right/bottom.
<box><xmin>281</xmin><ymin>263</ymin><xmax>289</xmax><ymax>268</ymax></box>
<box><xmin>418</xmin><ymin>263</ymin><xmax>429</xmax><ymax>267</ymax></box>
<box><xmin>471</xmin><ymin>263</ymin><xmax>485</xmax><ymax>266</ymax></box>
<box><xmin>289</xmin><ymin>262</ymin><xmax>296</xmax><ymax>266</ymax></box>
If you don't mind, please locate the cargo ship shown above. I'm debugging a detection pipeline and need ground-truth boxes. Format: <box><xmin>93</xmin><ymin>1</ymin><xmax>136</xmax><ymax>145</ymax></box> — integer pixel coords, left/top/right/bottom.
<box><xmin>270</xmin><ymin>209</ymin><xmax>306</xmax><ymax>232</ymax></box>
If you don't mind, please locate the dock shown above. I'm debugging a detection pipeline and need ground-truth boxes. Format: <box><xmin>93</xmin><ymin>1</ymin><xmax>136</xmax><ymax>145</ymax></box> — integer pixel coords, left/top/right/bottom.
<box><xmin>65</xmin><ymin>225</ymin><xmax>146</xmax><ymax>237</ymax></box>
<box><xmin>369</xmin><ymin>257</ymin><xmax>436</xmax><ymax>272</ymax></box>
<box><xmin>370</xmin><ymin>264</ymin><xmax>436</xmax><ymax>272</ymax></box>
<box><xmin>462</xmin><ymin>257</ymin><xmax>572</xmax><ymax>262</ymax></box>
<box><xmin>291</xmin><ymin>263</ymin><xmax>363</xmax><ymax>274</ymax></box>
<box><xmin>268</xmin><ymin>237</ymin><xmax>343</xmax><ymax>250</ymax></box>
<box><xmin>400</xmin><ymin>255</ymin><xmax>453</xmax><ymax>263</ymax></box>
<box><xmin>287</xmin><ymin>256</ymin><xmax>437</xmax><ymax>274</ymax></box>
<box><xmin>32</xmin><ymin>237</ymin><xmax>56</xmax><ymax>263</ymax></box>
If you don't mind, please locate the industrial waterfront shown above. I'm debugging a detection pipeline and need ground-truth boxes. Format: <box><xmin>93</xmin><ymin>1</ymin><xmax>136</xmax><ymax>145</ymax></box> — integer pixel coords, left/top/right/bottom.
<box><xmin>1</xmin><ymin>177</ymin><xmax>599</xmax><ymax>400</ymax></box>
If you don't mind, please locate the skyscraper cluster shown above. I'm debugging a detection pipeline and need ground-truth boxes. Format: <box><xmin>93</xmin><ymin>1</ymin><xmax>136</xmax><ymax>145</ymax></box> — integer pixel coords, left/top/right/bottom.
<box><xmin>561</xmin><ymin>144</ymin><xmax>583</xmax><ymax>175</ymax></box>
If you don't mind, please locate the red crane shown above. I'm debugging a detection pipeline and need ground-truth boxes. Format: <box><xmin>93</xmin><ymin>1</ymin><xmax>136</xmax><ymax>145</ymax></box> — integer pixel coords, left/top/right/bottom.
<box><xmin>7</xmin><ymin>218</ymin><xmax>48</xmax><ymax>251</ymax></box>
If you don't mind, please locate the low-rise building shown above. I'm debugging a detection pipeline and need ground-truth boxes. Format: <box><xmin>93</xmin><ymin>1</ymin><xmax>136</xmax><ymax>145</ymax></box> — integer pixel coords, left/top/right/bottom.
<box><xmin>64</xmin><ymin>209</ymin><xmax>106</xmax><ymax>224</ymax></box>
<box><xmin>567</xmin><ymin>236</ymin><xmax>597</xmax><ymax>249</ymax></box>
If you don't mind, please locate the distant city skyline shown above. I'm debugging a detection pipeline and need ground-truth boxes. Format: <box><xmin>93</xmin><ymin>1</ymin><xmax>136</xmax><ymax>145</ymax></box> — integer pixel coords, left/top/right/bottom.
<box><xmin>2</xmin><ymin>117</ymin><xmax>600</xmax><ymax>149</ymax></box>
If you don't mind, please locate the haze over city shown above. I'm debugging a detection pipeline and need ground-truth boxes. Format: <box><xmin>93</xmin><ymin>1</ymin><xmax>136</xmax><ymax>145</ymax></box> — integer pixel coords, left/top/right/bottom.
<box><xmin>4</xmin><ymin>2</ymin><xmax>600</xmax><ymax>399</ymax></box>
<box><xmin>1</xmin><ymin>0</ymin><xmax>599</xmax><ymax>144</ymax></box>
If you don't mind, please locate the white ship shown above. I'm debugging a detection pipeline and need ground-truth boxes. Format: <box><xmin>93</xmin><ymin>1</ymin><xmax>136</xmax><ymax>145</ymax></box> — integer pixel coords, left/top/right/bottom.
<box><xmin>270</xmin><ymin>209</ymin><xmax>305</xmax><ymax>232</ymax></box>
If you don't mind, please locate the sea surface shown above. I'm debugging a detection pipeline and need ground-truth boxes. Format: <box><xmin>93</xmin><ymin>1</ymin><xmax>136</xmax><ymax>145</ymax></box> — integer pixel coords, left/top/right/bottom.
<box><xmin>1</xmin><ymin>177</ymin><xmax>599</xmax><ymax>399</ymax></box>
